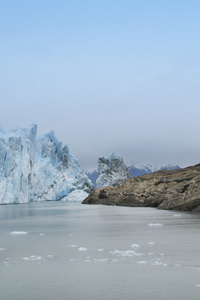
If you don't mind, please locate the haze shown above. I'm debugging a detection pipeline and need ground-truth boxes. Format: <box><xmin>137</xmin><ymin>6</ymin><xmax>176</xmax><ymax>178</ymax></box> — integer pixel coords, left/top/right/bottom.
<box><xmin>1</xmin><ymin>0</ymin><xmax>200</xmax><ymax>170</ymax></box>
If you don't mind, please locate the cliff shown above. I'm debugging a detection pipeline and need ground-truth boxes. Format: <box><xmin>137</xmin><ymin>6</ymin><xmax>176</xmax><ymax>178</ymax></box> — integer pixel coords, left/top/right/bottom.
<box><xmin>82</xmin><ymin>164</ymin><xmax>200</xmax><ymax>212</ymax></box>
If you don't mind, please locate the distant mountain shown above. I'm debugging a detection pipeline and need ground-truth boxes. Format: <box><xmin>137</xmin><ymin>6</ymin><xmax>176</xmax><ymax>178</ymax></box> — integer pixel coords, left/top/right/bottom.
<box><xmin>87</xmin><ymin>161</ymin><xmax>180</xmax><ymax>188</ymax></box>
<box><xmin>128</xmin><ymin>161</ymin><xmax>180</xmax><ymax>177</ymax></box>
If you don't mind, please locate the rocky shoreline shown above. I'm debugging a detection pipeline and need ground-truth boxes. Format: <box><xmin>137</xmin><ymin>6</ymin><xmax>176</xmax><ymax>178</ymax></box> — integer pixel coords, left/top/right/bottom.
<box><xmin>82</xmin><ymin>164</ymin><xmax>200</xmax><ymax>212</ymax></box>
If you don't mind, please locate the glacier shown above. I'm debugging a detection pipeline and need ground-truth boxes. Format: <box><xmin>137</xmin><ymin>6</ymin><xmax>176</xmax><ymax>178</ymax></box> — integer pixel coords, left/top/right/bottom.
<box><xmin>0</xmin><ymin>125</ymin><xmax>93</xmax><ymax>204</ymax></box>
<box><xmin>96</xmin><ymin>151</ymin><xmax>131</xmax><ymax>188</ymax></box>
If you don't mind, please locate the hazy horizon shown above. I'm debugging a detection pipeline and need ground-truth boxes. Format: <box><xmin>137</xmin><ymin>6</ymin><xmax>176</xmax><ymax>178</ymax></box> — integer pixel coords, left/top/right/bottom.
<box><xmin>1</xmin><ymin>1</ymin><xmax>200</xmax><ymax>170</ymax></box>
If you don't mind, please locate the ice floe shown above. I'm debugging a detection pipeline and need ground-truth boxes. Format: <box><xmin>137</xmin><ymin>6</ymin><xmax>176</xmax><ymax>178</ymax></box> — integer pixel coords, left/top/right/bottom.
<box><xmin>148</xmin><ymin>223</ymin><xmax>163</xmax><ymax>227</ymax></box>
<box><xmin>137</xmin><ymin>261</ymin><xmax>147</xmax><ymax>264</ymax></box>
<box><xmin>10</xmin><ymin>231</ymin><xmax>28</xmax><ymax>235</ymax></box>
<box><xmin>110</xmin><ymin>249</ymin><xmax>144</xmax><ymax>257</ymax></box>
<box><xmin>131</xmin><ymin>244</ymin><xmax>140</xmax><ymax>248</ymax></box>
<box><xmin>0</xmin><ymin>248</ymin><xmax>5</xmax><ymax>251</ymax></box>
<box><xmin>78</xmin><ymin>247</ymin><xmax>88</xmax><ymax>251</ymax></box>
<box><xmin>148</xmin><ymin>242</ymin><xmax>155</xmax><ymax>245</ymax></box>
<box><xmin>23</xmin><ymin>255</ymin><xmax>44</xmax><ymax>261</ymax></box>
<box><xmin>152</xmin><ymin>261</ymin><xmax>168</xmax><ymax>267</ymax></box>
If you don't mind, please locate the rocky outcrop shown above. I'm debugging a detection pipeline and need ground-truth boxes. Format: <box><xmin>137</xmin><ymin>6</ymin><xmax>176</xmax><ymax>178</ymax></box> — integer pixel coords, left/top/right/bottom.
<box><xmin>82</xmin><ymin>164</ymin><xmax>200</xmax><ymax>212</ymax></box>
<box><xmin>96</xmin><ymin>151</ymin><xmax>131</xmax><ymax>188</ymax></box>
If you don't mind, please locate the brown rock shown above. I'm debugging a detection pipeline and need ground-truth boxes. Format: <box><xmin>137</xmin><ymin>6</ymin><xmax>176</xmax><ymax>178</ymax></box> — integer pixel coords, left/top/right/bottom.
<box><xmin>82</xmin><ymin>164</ymin><xmax>200</xmax><ymax>212</ymax></box>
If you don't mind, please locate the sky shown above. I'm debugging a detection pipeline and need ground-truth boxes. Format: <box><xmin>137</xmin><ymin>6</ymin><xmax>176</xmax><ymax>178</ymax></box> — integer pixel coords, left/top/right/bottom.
<box><xmin>0</xmin><ymin>0</ymin><xmax>200</xmax><ymax>170</ymax></box>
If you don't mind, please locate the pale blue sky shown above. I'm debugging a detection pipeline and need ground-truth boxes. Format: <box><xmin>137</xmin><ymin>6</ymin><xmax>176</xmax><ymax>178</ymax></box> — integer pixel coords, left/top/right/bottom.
<box><xmin>1</xmin><ymin>0</ymin><xmax>200</xmax><ymax>169</ymax></box>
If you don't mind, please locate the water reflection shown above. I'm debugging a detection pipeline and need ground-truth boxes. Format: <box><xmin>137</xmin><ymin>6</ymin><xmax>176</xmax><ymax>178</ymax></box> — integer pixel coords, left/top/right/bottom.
<box><xmin>0</xmin><ymin>201</ymin><xmax>81</xmax><ymax>220</ymax></box>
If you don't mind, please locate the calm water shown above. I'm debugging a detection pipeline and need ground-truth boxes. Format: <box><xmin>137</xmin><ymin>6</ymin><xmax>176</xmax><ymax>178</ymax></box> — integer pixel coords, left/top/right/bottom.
<box><xmin>1</xmin><ymin>202</ymin><xmax>200</xmax><ymax>300</ymax></box>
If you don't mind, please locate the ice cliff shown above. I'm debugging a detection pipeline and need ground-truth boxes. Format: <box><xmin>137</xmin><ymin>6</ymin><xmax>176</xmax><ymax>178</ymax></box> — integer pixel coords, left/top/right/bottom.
<box><xmin>0</xmin><ymin>125</ymin><xmax>93</xmax><ymax>204</ymax></box>
<box><xmin>96</xmin><ymin>152</ymin><xmax>131</xmax><ymax>188</ymax></box>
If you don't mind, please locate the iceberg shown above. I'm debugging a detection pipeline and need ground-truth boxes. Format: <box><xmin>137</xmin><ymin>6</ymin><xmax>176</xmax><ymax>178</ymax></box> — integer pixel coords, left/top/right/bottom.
<box><xmin>96</xmin><ymin>151</ymin><xmax>131</xmax><ymax>188</ymax></box>
<box><xmin>0</xmin><ymin>125</ymin><xmax>93</xmax><ymax>204</ymax></box>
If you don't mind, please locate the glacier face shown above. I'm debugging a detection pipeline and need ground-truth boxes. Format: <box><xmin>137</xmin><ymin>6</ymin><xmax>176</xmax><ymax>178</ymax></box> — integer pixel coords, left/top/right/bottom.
<box><xmin>96</xmin><ymin>151</ymin><xmax>131</xmax><ymax>188</ymax></box>
<box><xmin>0</xmin><ymin>125</ymin><xmax>93</xmax><ymax>204</ymax></box>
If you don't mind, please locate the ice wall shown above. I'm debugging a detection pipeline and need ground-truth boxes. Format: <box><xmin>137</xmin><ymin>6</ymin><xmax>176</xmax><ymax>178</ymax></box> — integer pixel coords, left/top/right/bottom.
<box><xmin>0</xmin><ymin>125</ymin><xmax>93</xmax><ymax>204</ymax></box>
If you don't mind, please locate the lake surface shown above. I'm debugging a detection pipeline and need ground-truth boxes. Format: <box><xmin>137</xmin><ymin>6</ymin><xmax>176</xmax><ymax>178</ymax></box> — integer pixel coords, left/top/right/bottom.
<box><xmin>1</xmin><ymin>202</ymin><xmax>200</xmax><ymax>300</ymax></box>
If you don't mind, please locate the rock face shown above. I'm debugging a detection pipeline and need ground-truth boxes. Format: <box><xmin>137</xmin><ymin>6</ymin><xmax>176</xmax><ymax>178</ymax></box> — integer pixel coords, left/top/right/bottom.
<box><xmin>83</xmin><ymin>164</ymin><xmax>200</xmax><ymax>212</ymax></box>
<box><xmin>0</xmin><ymin>125</ymin><xmax>93</xmax><ymax>204</ymax></box>
<box><xmin>87</xmin><ymin>161</ymin><xmax>180</xmax><ymax>188</ymax></box>
<box><xmin>96</xmin><ymin>152</ymin><xmax>132</xmax><ymax>188</ymax></box>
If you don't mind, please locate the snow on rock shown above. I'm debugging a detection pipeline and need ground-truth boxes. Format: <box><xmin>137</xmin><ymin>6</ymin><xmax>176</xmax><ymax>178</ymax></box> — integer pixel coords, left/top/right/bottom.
<box><xmin>0</xmin><ymin>125</ymin><xmax>93</xmax><ymax>204</ymax></box>
<box><xmin>96</xmin><ymin>151</ymin><xmax>131</xmax><ymax>188</ymax></box>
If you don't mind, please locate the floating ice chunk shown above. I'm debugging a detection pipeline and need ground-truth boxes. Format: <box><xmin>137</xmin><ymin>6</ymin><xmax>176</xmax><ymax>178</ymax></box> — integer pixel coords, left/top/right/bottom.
<box><xmin>39</xmin><ymin>233</ymin><xmax>44</xmax><ymax>236</ymax></box>
<box><xmin>174</xmin><ymin>214</ymin><xmax>182</xmax><ymax>217</ymax></box>
<box><xmin>152</xmin><ymin>261</ymin><xmax>167</xmax><ymax>266</ymax></box>
<box><xmin>0</xmin><ymin>248</ymin><xmax>5</xmax><ymax>251</ymax></box>
<box><xmin>110</xmin><ymin>249</ymin><xmax>144</xmax><ymax>257</ymax></box>
<box><xmin>84</xmin><ymin>259</ymin><xmax>91</xmax><ymax>262</ymax></box>
<box><xmin>148</xmin><ymin>242</ymin><xmax>155</xmax><ymax>245</ymax></box>
<box><xmin>94</xmin><ymin>258</ymin><xmax>108</xmax><ymax>262</ymax></box>
<box><xmin>137</xmin><ymin>261</ymin><xmax>147</xmax><ymax>264</ymax></box>
<box><xmin>175</xmin><ymin>264</ymin><xmax>181</xmax><ymax>267</ymax></box>
<box><xmin>196</xmin><ymin>284</ymin><xmax>200</xmax><ymax>287</ymax></box>
<box><xmin>97</xmin><ymin>249</ymin><xmax>104</xmax><ymax>251</ymax></box>
<box><xmin>148</xmin><ymin>223</ymin><xmax>163</xmax><ymax>227</ymax></box>
<box><xmin>131</xmin><ymin>244</ymin><xmax>140</xmax><ymax>248</ymax></box>
<box><xmin>78</xmin><ymin>247</ymin><xmax>88</xmax><ymax>251</ymax></box>
<box><xmin>23</xmin><ymin>257</ymin><xmax>31</xmax><ymax>260</ymax></box>
<box><xmin>46</xmin><ymin>255</ymin><xmax>53</xmax><ymax>258</ymax></box>
<box><xmin>35</xmin><ymin>256</ymin><xmax>43</xmax><ymax>260</ymax></box>
<box><xmin>10</xmin><ymin>231</ymin><xmax>28</xmax><ymax>235</ymax></box>
<box><xmin>71</xmin><ymin>245</ymin><xmax>78</xmax><ymax>248</ymax></box>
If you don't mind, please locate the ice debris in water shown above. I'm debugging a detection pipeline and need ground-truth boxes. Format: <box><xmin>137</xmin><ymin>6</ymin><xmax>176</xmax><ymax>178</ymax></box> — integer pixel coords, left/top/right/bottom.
<box><xmin>148</xmin><ymin>223</ymin><xmax>163</xmax><ymax>227</ymax></box>
<box><xmin>131</xmin><ymin>244</ymin><xmax>140</xmax><ymax>248</ymax></box>
<box><xmin>78</xmin><ymin>247</ymin><xmax>88</xmax><ymax>251</ymax></box>
<box><xmin>137</xmin><ymin>261</ymin><xmax>147</xmax><ymax>264</ymax></box>
<box><xmin>10</xmin><ymin>231</ymin><xmax>28</xmax><ymax>235</ymax></box>
<box><xmin>0</xmin><ymin>248</ymin><xmax>5</xmax><ymax>251</ymax></box>
<box><xmin>23</xmin><ymin>256</ymin><xmax>44</xmax><ymax>261</ymax></box>
<box><xmin>148</xmin><ymin>242</ymin><xmax>155</xmax><ymax>245</ymax></box>
<box><xmin>110</xmin><ymin>249</ymin><xmax>144</xmax><ymax>257</ymax></box>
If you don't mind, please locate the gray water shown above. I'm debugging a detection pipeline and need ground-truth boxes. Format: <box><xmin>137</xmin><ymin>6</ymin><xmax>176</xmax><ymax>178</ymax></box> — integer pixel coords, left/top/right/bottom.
<box><xmin>1</xmin><ymin>202</ymin><xmax>200</xmax><ymax>300</ymax></box>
